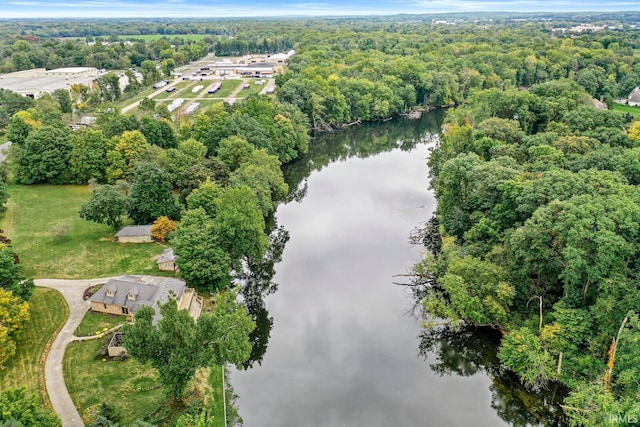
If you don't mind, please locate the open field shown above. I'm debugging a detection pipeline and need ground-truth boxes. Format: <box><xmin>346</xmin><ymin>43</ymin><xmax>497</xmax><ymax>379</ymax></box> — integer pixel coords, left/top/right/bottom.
<box><xmin>611</xmin><ymin>102</ymin><xmax>640</xmax><ymax>119</ymax></box>
<box><xmin>0</xmin><ymin>287</ymin><xmax>69</xmax><ymax>404</ymax></box>
<box><xmin>1</xmin><ymin>185</ymin><xmax>171</xmax><ymax>279</ymax></box>
<box><xmin>64</xmin><ymin>337</ymin><xmax>225</xmax><ymax>425</ymax></box>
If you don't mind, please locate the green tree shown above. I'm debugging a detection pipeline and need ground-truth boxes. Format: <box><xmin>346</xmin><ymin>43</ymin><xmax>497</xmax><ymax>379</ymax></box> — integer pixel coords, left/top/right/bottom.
<box><xmin>139</xmin><ymin>97</ymin><xmax>156</xmax><ymax>112</ymax></box>
<box><xmin>52</xmin><ymin>88</ymin><xmax>72</xmax><ymax>114</ymax></box>
<box><xmin>79</xmin><ymin>185</ymin><xmax>129</xmax><ymax>230</ymax></box>
<box><xmin>128</xmin><ymin>162</ymin><xmax>181</xmax><ymax>224</ymax></box>
<box><xmin>498</xmin><ymin>327</ymin><xmax>556</xmax><ymax>389</ymax></box>
<box><xmin>140</xmin><ymin>117</ymin><xmax>176</xmax><ymax>149</ymax></box>
<box><xmin>18</xmin><ymin>125</ymin><xmax>72</xmax><ymax>184</ymax></box>
<box><xmin>230</xmin><ymin>149</ymin><xmax>288</xmax><ymax>217</ymax></box>
<box><xmin>0</xmin><ymin>181</ymin><xmax>8</xmax><ymax>214</ymax></box>
<box><xmin>171</xmin><ymin>208</ymin><xmax>231</xmax><ymax>293</ymax></box>
<box><xmin>0</xmin><ymin>245</ymin><xmax>34</xmax><ymax>301</ymax></box>
<box><xmin>216</xmin><ymin>135</ymin><xmax>254</xmax><ymax>172</ymax></box>
<box><xmin>214</xmin><ymin>185</ymin><xmax>270</xmax><ymax>265</ymax></box>
<box><xmin>0</xmin><ymin>388</ymin><xmax>59</xmax><ymax>427</ymax></box>
<box><xmin>70</xmin><ymin>128</ymin><xmax>109</xmax><ymax>184</ymax></box>
<box><xmin>124</xmin><ymin>292</ymin><xmax>254</xmax><ymax>401</ymax></box>
<box><xmin>5</xmin><ymin>114</ymin><xmax>35</xmax><ymax>146</ymax></box>
<box><xmin>95</xmin><ymin>73</ymin><xmax>121</xmax><ymax>102</ymax></box>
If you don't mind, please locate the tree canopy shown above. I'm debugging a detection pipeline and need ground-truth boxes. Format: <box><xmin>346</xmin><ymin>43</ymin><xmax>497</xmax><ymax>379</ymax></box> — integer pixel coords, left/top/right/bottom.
<box><xmin>124</xmin><ymin>292</ymin><xmax>254</xmax><ymax>401</ymax></box>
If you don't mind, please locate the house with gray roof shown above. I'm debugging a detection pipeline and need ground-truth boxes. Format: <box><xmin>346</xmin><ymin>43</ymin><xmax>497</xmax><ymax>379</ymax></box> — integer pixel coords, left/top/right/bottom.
<box><xmin>115</xmin><ymin>225</ymin><xmax>153</xmax><ymax>243</ymax></box>
<box><xmin>90</xmin><ymin>275</ymin><xmax>202</xmax><ymax>324</ymax></box>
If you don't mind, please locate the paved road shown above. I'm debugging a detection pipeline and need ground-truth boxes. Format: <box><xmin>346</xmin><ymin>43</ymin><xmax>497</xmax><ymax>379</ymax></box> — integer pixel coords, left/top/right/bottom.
<box><xmin>37</xmin><ymin>278</ymin><xmax>114</xmax><ymax>427</ymax></box>
<box><xmin>0</xmin><ymin>141</ymin><xmax>11</xmax><ymax>163</ymax></box>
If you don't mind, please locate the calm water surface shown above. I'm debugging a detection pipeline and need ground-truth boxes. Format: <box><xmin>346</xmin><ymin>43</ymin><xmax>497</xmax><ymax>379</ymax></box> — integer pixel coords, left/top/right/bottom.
<box><xmin>232</xmin><ymin>115</ymin><xmax>565</xmax><ymax>427</ymax></box>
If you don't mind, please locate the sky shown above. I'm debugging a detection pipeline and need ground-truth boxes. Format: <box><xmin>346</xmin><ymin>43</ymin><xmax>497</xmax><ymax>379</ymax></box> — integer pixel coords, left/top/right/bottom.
<box><xmin>1</xmin><ymin>0</ymin><xmax>639</xmax><ymax>18</ymax></box>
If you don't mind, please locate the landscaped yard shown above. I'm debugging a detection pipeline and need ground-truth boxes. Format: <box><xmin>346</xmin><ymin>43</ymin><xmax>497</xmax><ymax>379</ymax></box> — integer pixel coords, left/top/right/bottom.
<box><xmin>1</xmin><ymin>184</ymin><xmax>170</xmax><ymax>279</ymax></box>
<box><xmin>75</xmin><ymin>311</ymin><xmax>125</xmax><ymax>337</ymax></box>
<box><xmin>64</xmin><ymin>337</ymin><xmax>225</xmax><ymax>425</ymax></box>
<box><xmin>0</xmin><ymin>287</ymin><xmax>69</xmax><ymax>403</ymax></box>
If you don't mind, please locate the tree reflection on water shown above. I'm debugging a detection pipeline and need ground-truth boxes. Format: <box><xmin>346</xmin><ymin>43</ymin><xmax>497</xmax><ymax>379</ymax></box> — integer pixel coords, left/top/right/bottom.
<box><xmin>419</xmin><ymin>326</ymin><xmax>569</xmax><ymax>426</ymax></box>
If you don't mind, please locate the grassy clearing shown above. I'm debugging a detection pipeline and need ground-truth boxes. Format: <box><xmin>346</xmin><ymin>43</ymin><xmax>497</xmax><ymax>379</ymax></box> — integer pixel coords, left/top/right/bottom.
<box><xmin>611</xmin><ymin>102</ymin><xmax>640</xmax><ymax>119</ymax></box>
<box><xmin>64</xmin><ymin>338</ymin><xmax>164</xmax><ymax>425</ymax></box>
<box><xmin>75</xmin><ymin>311</ymin><xmax>125</xmax><ymax>337</ymax></box>
<box><xmin>1</xmin><ymin>184</ymin><xmax>171</xmax><ymax>279</ymax></box>
<box><xmin>0</xmin><ymin>287</ymin><xmax>68</xmax><ymax>404</ymax></box>
<box><xmin>64</xmin><ymin>337</ymin><xmax>225</xmax><ymax>426</ymax></box>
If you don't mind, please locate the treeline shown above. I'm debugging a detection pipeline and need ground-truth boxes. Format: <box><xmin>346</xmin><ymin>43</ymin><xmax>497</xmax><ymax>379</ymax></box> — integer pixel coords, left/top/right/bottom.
<box><xmin>273</xmin><ymin>24</ymin><xmax>640</xmax><ymax>128</ymax></box>
<box><xmin>419</xmin><ymin>79</ymin><xmax>640</xmax><ymax>425</ymax></box>
<box><xmin>0</xmin><ymin>35</ymin><xmax>211</xmax><ymax>73</ymax></box>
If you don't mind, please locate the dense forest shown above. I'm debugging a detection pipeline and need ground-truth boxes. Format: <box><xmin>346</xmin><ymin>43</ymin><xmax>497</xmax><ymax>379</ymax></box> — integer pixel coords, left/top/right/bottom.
<box><xmin>2</xmin><ymin>13</ymin><xmax>640</xmax><ymax>426</ymax></box>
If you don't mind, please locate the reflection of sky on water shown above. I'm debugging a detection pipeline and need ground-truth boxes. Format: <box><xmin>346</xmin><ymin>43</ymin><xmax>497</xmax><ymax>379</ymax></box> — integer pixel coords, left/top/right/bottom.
<box><xmin>232</xmin><ymin>141</ymin><xmax>508</xmax><ymax>427</ymax></box>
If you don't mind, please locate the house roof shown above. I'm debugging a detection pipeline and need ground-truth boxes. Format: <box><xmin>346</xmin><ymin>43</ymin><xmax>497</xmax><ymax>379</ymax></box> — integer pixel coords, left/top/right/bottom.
<box><xmin>90</xmin><ymin>276</ymin><xmax>186</xmax><ymax>324</ymax></box>
<box><xmin>115</xmin><ymin>225</ymin><xmax>153</xmax><ymax>237</ymax></box>
<box><xmin>629</xmin><ymin>87</ymin><xmax>640</xmax><ymax>104</ymax></box>
<box><xmin>157</xmin><ymin>247</ymin><xmax>177</xmax><ymax>264</ymax></box>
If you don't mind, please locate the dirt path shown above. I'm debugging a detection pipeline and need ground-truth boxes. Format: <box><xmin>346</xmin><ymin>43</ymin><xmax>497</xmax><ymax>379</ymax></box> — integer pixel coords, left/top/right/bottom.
<box><xmin>37</xmin><ymin>278</ymin><xmax>115</xmax><ymax>427</ymax></box>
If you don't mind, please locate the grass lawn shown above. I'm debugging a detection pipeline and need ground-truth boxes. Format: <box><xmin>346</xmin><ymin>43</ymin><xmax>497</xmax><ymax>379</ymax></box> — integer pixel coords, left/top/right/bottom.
<box><xmin>64</xmin><ymin>337</ymin><xmax>225</xmax><ymax>425</ymax></box>
<box><xmin>198</xmin><ymin>100</ymin><xmax>222</xmax><ymax>110</ymax></box>
<box><xmin>1</xmin><ymin>184</ymin><xmax>171</xmax><ymax>279</ymax></box>
<box><xmin>207</xmin><ymin>366</ymin><xmax>225</xmax><ymax>424</ymax></box>
<box><xmin>206</xmin><ymin>79</ymin><xmax>242</xmax><ymax>99</ymax></box>
<box><xmin>237</xmin><ymin>82</ymin><xmax>268</xmax><ymax>99</ymax></box>
<box><xmin>611</xmin><ymin>102</ymin><xmax>640</xmax><ymax>119</ymax></box>
<box><xmin>116</xmin><ymin>87</ymin><xmax>157</xmax><ymax>110</ymax></box>
<box><xmin>64</xmin><ymin>338</ymin><xmax>164</xmax><ymax>425</ymax></box>
<box><xmin>75</xmin><ymin>311</ymin><xmax>125</xmax><ymax>337</ymax></box>
<box><xmin>0</xmin><ymin>287</ymin><xmax>69</xmax><ymax>404</ymax></box>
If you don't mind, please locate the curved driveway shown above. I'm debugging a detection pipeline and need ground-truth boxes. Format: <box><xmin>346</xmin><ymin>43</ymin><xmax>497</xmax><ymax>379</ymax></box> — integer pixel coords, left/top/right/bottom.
<box><xmin>37</xmin><ymin>278</ymin><xmax>115</xmax><ymax>427</ymax></box>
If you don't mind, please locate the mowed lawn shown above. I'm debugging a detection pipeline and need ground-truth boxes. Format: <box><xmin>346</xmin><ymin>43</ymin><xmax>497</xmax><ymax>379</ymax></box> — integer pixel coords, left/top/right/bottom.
<box><xmin>75</xmin><ymin>311</ymin><xmax>125</xmax><ymax>337</ymax></box>
<box><xmin>0</xmin><ymin>287</ymin><xmax>69</xmax><ymax>403</ymax></box>
<box><xmin>611</xmin><ymin>102</ymin><xmax>640</xmax><ymax>119</ymax></box>
<box><xmin>2</xmin><ymin>184</ymin><xmax>169</xmax><ymax>279</ymax></box>
<box><xmin>64</xmin><ymin>338</ymin><xmax>164</xmax><ymax>425</ymax></box>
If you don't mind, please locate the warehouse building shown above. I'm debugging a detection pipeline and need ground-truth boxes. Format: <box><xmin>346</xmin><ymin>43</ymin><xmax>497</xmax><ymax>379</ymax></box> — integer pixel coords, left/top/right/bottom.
<box><xmin>0</xmin><ymin>67</ymin><xmax>100</xmax><ymax>99</ymax></box>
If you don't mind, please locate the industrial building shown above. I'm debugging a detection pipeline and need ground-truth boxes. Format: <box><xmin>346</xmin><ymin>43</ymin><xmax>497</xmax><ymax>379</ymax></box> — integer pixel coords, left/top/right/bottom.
<box><xmin>0</xmin><ymin>67</ymin><xmax>100</xmax><ymax>99</ymax></box>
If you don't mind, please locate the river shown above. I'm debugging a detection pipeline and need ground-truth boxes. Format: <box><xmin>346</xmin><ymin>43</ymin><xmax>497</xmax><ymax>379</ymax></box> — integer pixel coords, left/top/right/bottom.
<box><xmin>231</xmin><ymin>113</ymin><xmax>566</xmax><ymax>427</ymax></box>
